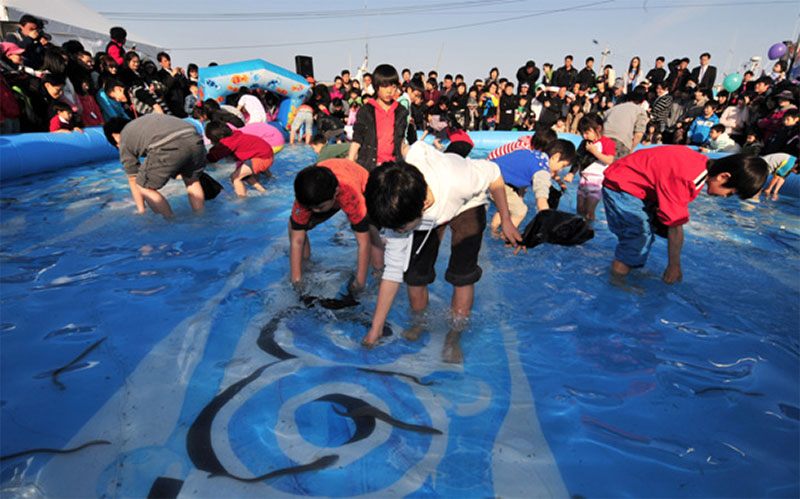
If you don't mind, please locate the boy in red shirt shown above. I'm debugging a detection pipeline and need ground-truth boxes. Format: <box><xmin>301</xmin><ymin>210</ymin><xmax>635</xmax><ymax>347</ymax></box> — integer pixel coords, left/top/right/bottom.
<box><xmin>205</xmin><ymin>120</ymin><xmax>274</xmax><ymax>196</ymax></box>
<box><xmin>290</xmin><ymin>159</ymin><xmax>373</xmax><ymax>292</ymax></box>
<box><xmin>602</xmin><ymin>147</ymin><xmax>767</xmax><ymax>283</ymax></box>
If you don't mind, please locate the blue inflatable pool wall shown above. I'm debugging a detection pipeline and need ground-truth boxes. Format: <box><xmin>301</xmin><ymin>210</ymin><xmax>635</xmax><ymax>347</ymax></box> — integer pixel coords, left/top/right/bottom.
<box><xmin>0</xmin><ymin>126</ymin><xmax>797</xmax><ymax>198</ymax></box>
<box><xmin>198</xmin><ymin>59</ymin><xmax>310</xmax><ymax>132</ymax></box>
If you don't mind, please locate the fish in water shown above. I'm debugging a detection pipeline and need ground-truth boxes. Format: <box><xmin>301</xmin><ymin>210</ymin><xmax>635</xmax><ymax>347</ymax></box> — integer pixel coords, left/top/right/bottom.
<box><xmin>356</xmin><ymin>367</ymin><xmax>434</xmax><ymax>386</ymax></box>
<box><xmin>51</xmin><ymin>337</ymin><xmax>107</xmax><ymax>390</ymax></box>
<box><xmin>334</xmin><ymin>406</ymin><xmax>442</xmax><ymax>435</ymax></box>
<box><xmin>520</xmin><ymin>209</ymin><xmax>594</xmax><ymax>249</ymax></box>
<box><xmin>0</xmin><ymin>440</ymin><xmax>111</xmax><ymax>461</ymax></box>
<box><xmin>209</xmin><ymin>454</ymin><xmax>339</xmax><ymax>483</ymax></box>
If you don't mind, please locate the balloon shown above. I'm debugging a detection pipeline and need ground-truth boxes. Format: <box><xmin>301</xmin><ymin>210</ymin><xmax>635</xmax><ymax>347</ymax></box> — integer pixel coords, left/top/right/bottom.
<box><xmin>768</xmin><ymin>43</ymin><xmax>787</xmax><ymax>60</ymax></box>
<box><xmin>723</xmin><ymin>73</ymin><xmax>742</xmax><ymax>93</ymax></box>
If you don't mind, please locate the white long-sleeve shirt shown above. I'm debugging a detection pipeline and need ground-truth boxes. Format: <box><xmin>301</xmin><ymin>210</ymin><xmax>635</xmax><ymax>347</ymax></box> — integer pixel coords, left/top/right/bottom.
<box><xmin>382</xmin><ymin>142</ymin><xmax>500</xmax><ymax>283</ymax></box>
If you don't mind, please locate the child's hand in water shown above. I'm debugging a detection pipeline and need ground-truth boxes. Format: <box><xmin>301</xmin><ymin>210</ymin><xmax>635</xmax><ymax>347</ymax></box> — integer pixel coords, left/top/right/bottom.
<box><xmin>361</xmin><ymin>328</ymin><xmax>381</xmax><ymax>349</ymax></box>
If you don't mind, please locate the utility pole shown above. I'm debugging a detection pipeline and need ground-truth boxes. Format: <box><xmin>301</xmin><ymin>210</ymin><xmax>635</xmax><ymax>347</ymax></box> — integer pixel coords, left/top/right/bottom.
<box><xmin>600</xmin><ymin>43</ymin><xmax>611</xmax><ymax>69</ymax></box>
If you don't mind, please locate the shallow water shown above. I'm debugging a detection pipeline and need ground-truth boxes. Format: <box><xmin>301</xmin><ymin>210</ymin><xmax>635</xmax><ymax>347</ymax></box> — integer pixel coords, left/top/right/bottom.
<box><xmin>0</xmin><ymin>146</ymin><xmax>798</xmax><ymax>497</ymax></box>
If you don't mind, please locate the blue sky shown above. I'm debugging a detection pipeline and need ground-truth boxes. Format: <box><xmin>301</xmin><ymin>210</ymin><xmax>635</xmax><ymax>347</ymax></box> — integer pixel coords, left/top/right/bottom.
<box><xmin>85</xmin><ymin>0</ymin><xmax>799</xmax><ymax>84</ymax></box>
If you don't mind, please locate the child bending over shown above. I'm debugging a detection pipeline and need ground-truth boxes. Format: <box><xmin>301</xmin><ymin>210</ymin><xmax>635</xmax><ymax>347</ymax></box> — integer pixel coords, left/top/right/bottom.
<box><xmin>489</xmin><ymin>139</ymin><xmax>576</xmax><ymax>233</ymax></box>
<box><xmin>205</xmin><ymin>120</ymin><xmax>274</xmax><ymax>196</ymax></box>
<box><xmin>361</xmin><ymin>141</ymin><xmax>522</xmax><ymax>363</ymax></box>
<box><xmin>602</xmin><ymin>148</ymin><xmax>767</xmax><ymax>284</ymax></box>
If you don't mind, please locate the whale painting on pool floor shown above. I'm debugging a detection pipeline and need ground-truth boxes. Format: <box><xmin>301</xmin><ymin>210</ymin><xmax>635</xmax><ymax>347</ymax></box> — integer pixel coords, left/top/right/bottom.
<box><xmin>0</xmin><ymin>146</ymin><xmax>797</xmax><ymax>497</ymax></box>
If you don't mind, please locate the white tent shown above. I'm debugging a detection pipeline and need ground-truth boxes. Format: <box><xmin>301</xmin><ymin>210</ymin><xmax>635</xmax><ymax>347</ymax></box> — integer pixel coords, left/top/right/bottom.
<box><xmin>0</xmin><ymin>0</ymin><xmax>163</xmax><ymax>61</ymax></box>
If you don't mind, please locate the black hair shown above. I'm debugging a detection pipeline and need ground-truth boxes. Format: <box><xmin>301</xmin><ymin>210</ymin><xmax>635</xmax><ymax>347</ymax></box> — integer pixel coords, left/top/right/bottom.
<box><xmin>627</xmin><ymin>86</ymin><xmax>647</xmax><ymax>104</ymax></box>
<box><xmin>427</xmin><ymin>77</ymin><xmax>438</xmax><ymax>88</ymax></box>
<box><xmin>372</xmin><ymin>64</ymin><xmax>400</xmax><ymax>88</ymax></box>
<box><xmin>505</xmin><ymin>81</ymin><xmax>514</xmax><ymax>88</ymax></box>
<box><xmin>401</xmin><ymin>68</ymin><xmax>410</xmax><ymax>75</ymax></box>
<box><xmin>103</xmin><ymin>78</ymin><xmax>125</xmax><ymax>94</ymax></box>
<box><xmin>407</xmin><ymin>77</ymin><xmax>424</xmax><ymax>94</ymax></box>
<box><xmin>700</xmin><ymin>52</ymin><xmax>711</xmax><ymax>59</ymax></box>
<box><xmin>710</xmin><ymin>124</ymin><xmax>726</xmax><ymax>134</ymax></box>
<box><xmin>294</xmin><ymin>166</ymin><xmax>339</xmax><ymax>207</ymax></box>
<box><xmin>19</xmin><ymin>14</ymin><xmax>41</xmax><ymax>27</ymax></box>
<box><xmin>531</xmin><ymin>127</ymin><xmax>556</xmax><ymax>150</ymax></box>
<box><xmin>205</xmin><ymin>120</ymin><xmax>233</xmax><ymax>143</ymax></box>
<box><xmin>544</xmin><ymin>139</ymin><xmax>576</xmax><ymax>164</ymax></box>
<box><xmin>187</xmin><ymin>63</ymin><xmax>199</xmax><ymax>73</ymax></box>
<box><xmin>310</xmin><ymin>134</ymin><xmax>327</xmax><ymax>146</ymax></box>
<box><xmin>42</xmin><ymin>73</ymin><xmax>66</xmax><ymax>88</ymax></box>
<box><xmin>783</xmin><ymin>108</ymin><xmax>799</xmax><ymax>120</ymax></box>
<box><xmin>577</xmin><ymin>114</ymin><xmax>603</xmax><ymax>134</ymax></box>
<box><xmin>444</xmin><ymin>74</ymin><xmax>453</xmax><ymax>81</ymax></box>
<box><xmin>717</xmin><ymin>89</ymin><xmax>729</xmax><ymax>99</ymax></box>
<box><xmin>585</xmin><ymin>56</ymin><xmax>594</xmax><ymax>64</ymax></box>
<box><xmin>456</xmin><ymin>73</ymin><xmax>464</xmax><ymax>80</ymax></box>
<box><xmin>365</xmin><ymin>161</ymin><xmax>427</xmax><ymax>230</ymax></box>
<box><xmin>755</xmin><ymin>75</ymin><xmax>773</xmax><ymax>86</ymax></box>
<box><xmin>123</xmin><ymin>51</ymin><xmax>139</xmax><ymax>65</ymax></box>
<box><xmin>52</xmin><ymin>101</ymin><xmax>72</xmax><ymax>113</ymax></box>
<box><xmin>157</xmin><ymin>52</ymin><xmax>170</xmax><ymax>62</ymax></box>
<box><xmin>704</xmin><ymin>100</ymin><xmax>718</xmax><ymax>111</ymax></box>
<box><xmin>490</xmin><ymin>67</ymin><xmax>499</xmax><ymax>75</ymax></box>
<box><xmin>109</xmin><ymin>27</ymin><xmax>127</xmax><ymax>42</ymax></box>
<box><xmin>208</xmin><ymin>62</ymin><xmax>218</xmax><ymax>67</ymax></box>
<box><xmin>191</xmin><ymin>106</ymin><xmax>206</xmax><ymax>120</ymax></box>
<box><xmin>499</xmin><ymin>77</ymin><xmax>508</xmax><ymax>85</ymax></box>
<box><xmin>565</xmin><ymin>55</ymin><xmax>573</xmax><ymax>60</ymax></box>
<box><xmin>62</xmin><ymin>40</ymin><xmax>84</xmax><ymax>56</ymax></box>
<box><xmin>656</xmin><ymin>56</ymin><xmax>665</xmax><ymax>62</ymax></box>
<box><xmin>103</xmin><ymin>116</ymin><xmax>130</xmax><ymax>146</ymax></box>
<box><xmin>744</xmin><ymin>70</ymin><xmax>754</xmax><ymax>77</ymax></box>
<box><xmin>341</xmin><ymin>69</ymin><xmax>350</xmax><ymax>76</ymax></box>
<box><xmin>203</xmin><ymin>98</ymin><xmax>221</xmax><ymax>111</ymax></box>
<box><xmin>706</xmin><ymin>154</ymin><xmax>768</xmax><ymax>199</ymax></box>
<box><xmin>40</xmin><ymin>48</ymin><xmax>67</xmax><ymax>76</ymax></box>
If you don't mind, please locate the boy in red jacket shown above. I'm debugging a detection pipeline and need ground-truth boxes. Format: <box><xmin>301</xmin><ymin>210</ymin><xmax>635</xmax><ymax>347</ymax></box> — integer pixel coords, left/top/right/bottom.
<box><xmin>206</xmin><ymin>120</ymin><xmax>274</xmax><ymax>196</ymax></box>
<box><xmin>602</xmin><ymin>147</ymin><xmax>767</xmax><ymax>283</ymax></box>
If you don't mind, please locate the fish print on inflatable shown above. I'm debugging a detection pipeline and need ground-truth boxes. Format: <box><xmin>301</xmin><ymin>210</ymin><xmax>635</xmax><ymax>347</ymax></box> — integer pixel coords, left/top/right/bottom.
<box><xmin>199</xmin><ymin>59</ymin><xmax>310</xmax><ymax>133</ymax></box>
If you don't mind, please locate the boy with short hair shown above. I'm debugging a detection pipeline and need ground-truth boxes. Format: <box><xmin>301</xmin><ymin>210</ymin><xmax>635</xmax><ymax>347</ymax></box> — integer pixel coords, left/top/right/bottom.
<box><xmin>310</xmin><ymin>134</ymin><xmax>351</xmax><ymax>162</ymax></box>
<box><xmin>489</xmin><ymin>139</ymin><xmax>576</xmax><ymax>233</ymax></box>
<box><xmin>290</xmin><ymin>159</ymin><xmax>373</xmax><ymax>291</ymax></box>
<box><xmin>97</xmin><ymin>79</ymin><xmax>130</xmax><ymax>120</ymax></box>
<box><xmin>361</xmin><ymin>141</ymin><xmax>523</xmax><ymax>362</ymax></box>
<box><xmin>348</xmin><ymin>64</ymin><xmax>409</xmax><ymax>171</ymax></box>
<box><xmin>700</xmin><ymin>124</ymin><xmax>741</xmax><ymax>153</ymax></box>
<box><xmin>602</xmin><ymin>147</ymin><xmax>767</xmax><ymax>283</ymax></box>
<box><xmin>49</xmin><ymin>101</ymin><xmax>84</xmax><ymax>134</ymax></box>
<box><xmin>184</xmin><ymin>82</ymin><xmax>199</xmax><ymax>115</ymax></box>
<box><xmin>205</xmin><ymin>120</ymin><xmax>274</xmax><ymax>196</ymax></box>
<box><xmin>103</xmin><ymin>114</ymin><xmax>206</xmax><ymax>218</ymax></box>
<box><xmin>687</xmin><ymin>101</ymin><xmax>719</xmax><ymax>145</ymax></box>
<box><xmin>498</xmin><ymin>82</ymin><xmax>517</xmax><ymax>131</ymax></box>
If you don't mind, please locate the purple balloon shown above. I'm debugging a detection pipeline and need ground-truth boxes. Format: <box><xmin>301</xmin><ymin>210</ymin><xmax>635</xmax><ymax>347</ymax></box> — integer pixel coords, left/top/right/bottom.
<box><xmin>768</xmin><ymin>43</ymin><xmax>787</xmax><ymax>60</ymax></box>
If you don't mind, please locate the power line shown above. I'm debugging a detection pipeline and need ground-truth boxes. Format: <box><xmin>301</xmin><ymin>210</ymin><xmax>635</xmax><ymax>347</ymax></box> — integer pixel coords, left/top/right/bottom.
<box><xmin>99</xmin><ymin>0</ymin><xmax>531</xmax><ymax>22</ymax></box>
<box><xmin>101</xmin><ymin>0</ymin><xmax>797</xmax><ymax>21</ymax></box>
<box><xmin>168</xmin><ymin>0</ymin><xmax>614</xmax><ymax>51</ymax></box>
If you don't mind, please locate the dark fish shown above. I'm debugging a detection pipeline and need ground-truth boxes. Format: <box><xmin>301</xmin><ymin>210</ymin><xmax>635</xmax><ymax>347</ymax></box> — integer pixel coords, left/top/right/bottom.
<box><xmin>209</xmin><ymin>454</ymin><xmax>339</xmax><ymax>482</ymax></box>
<box><xmin>521</xmin><ymin>209</ymin><xmax>594</xmax><ymax>249</ymax></box>
<box><xmin>300</xmin><ymin>293</ymin><xmax>358</xmax><ymax>310</ymax></box>
<box><xmin>256</xmin><ymin>309</ymin><xmax>300</xmax><ymax>360</ymax></box>
<box><xmin>693</xmin><ymin>387</ymin><xmax>764</xmax><ymax>397</ymax></box>
<box><xmin>0</xmin><ymin>440</ymin><xmax>111</xmax><ymax>461</ymax></box>
<box><xmin>357</xmin><ymin>367</ymin><xmax>434</xmax><ymax>386</ymax></box>
<box><xmin>334</xmin><ymin>406</ymin><xmax>442</xmax><ymax>435</ymax></box>
<box><xmin>314</xmin><ymin>393</ymin><xmax>375</xmax><ymax>444</ymax></box>
<box><xmin>52</xmin><ymin>337</ymin><xmax>107</xmax><ymax>390</ymax></box>
<box><xmin>187</xmin><ymin>362</ymin><xmax>281</xmax><ymax>475</ymax></box>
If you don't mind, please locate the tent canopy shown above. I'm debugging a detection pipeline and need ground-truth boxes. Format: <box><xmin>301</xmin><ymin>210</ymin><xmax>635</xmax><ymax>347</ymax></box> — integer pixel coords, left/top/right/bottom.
<box><xmin>1</xmin><ymin>0</ymin><xmax>162</xmax><ymax>61</ymax></box>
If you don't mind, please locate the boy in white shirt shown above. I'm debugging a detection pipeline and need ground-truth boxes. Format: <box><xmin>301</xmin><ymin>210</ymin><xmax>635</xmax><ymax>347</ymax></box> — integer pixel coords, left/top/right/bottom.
<box><xmin>361</xmin><ymin>142</ymin><xmax>522</xmax><ymax>363</ymax></box>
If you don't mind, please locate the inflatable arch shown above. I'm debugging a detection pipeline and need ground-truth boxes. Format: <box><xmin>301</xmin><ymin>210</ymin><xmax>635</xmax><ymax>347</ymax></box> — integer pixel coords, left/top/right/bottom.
<box><xmin>198</xmin><ymin>59</ymin><xmax>310</xmax><ymax>133</ymax></box>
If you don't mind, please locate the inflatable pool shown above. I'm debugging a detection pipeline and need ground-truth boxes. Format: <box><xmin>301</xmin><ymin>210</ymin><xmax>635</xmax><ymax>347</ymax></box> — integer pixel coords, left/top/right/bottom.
<box><xmin>0</xmin><ymin>143</ymin><xmax>797</xmax><ymax>498</ymax></box>
<box><xmin>199</xmin><ymin>59</ymin><xmax>311</xmax><ymax>133</ymax></box>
